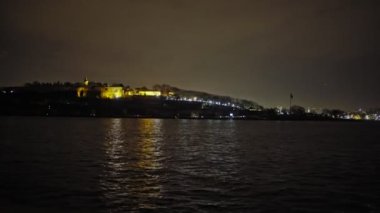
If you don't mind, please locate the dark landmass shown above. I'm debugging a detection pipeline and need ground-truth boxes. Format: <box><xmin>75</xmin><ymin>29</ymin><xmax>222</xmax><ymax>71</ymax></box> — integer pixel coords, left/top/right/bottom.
<box><xmin>0</xmin><ymin>82</ymin><xmax>378</xmax><ymax>121</ymax></box>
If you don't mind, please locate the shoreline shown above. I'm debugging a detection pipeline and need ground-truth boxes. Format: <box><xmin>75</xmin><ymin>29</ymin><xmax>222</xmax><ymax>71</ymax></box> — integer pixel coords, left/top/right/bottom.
<box><xmin>0</xmin><ymin>114</ymin><xmax>370</xmax><ymax>122</ymax></box>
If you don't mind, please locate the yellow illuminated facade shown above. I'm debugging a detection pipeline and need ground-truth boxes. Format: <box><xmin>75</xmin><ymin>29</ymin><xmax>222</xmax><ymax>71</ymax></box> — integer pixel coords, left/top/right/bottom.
<box><xmin>100</xmin><ymin>87</ymin><xmax>124</xmax><ymax>99</ymax></box>
<box><xmin>84</xmin><ymin>77</ymin><xmax>89</xmax><ymax>86</ymax></box>
<box><xmin>76</xmin><ymin>77</ymin><xmax>172</xmax><ymax>99</ymax></box>
<box><xmin>136</xmin><ymin>90</ymin><xmax>161</xmax><ymax>96</ymax></box>
<box><xmin>352</xmin><ymin>114</ymin><xmax>362</xmax><ymax>120</ymax></box>
<box><xmin>124</xmin><ymin>89</ymin><xmax>162</xmax><ymax>97</ymax></box>
<box><xmin>77</xmin><ymin>77</ymin><xmax>89</xmax><ymax>98</ymax></box>
<box><xmin>77</xmin><ymin>87</ymin><xmax>88</xmax><ymax>97</ymax></box>
<box><xmin>125</xmin><ymin>90</ymin><xmax>135</xmax><ymax>96</ymax></box>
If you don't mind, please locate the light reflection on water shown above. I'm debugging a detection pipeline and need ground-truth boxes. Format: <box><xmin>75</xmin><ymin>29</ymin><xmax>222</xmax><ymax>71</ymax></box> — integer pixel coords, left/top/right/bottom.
<box><xmin>136</xmin><ymin>119</ymin><xmax>163</xmax><ymax>171</ymax></box>
<box><xmin>100</xmin><ymin>119</ymin><xmax>242</xmax><ymax>210</ymax></box>
<box><xmin>100</xmin><ymin>118</ymin><xmax>164</xmax><ymax>210</ymax></box>
<box><xmin>134</xmin><ymin>119</ymin><xmax>164</xmax><ymax>208</ymax></box>
<box><xmin>104</xmin><ymin>118</ymin><xmax>125</xmax><ymax>173</ymax></box>
<box><xmin>1</xmin><ymin>117</ymin><xmax>379</xmax><ymax>212</ymax></box>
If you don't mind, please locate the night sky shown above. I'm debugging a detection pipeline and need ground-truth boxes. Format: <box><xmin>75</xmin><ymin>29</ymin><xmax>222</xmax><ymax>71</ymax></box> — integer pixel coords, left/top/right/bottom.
<box><xmin>0</xmin><ymin>0</ymin><xmax>379</xmax><ymax>110</ymax></box>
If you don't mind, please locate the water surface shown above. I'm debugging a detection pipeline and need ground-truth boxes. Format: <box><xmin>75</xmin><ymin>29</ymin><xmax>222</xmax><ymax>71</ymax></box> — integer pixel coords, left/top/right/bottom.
<box><xmin>0</xmin><ymin>117</ymin><xmax>379</xmax><ymax>212</ymax></box>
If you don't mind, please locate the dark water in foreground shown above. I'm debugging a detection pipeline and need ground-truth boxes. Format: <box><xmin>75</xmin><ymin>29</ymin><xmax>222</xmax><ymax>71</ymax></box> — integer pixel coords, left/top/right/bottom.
<box><xmin>0</xmin><ymin>117</ymin><xmax>379</xmax><ymax>212</ymax></box>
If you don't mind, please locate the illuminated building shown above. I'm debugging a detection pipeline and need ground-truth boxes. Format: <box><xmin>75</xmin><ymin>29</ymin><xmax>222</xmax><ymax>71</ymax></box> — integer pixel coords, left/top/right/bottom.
<box><xmin>76</xmin><ymin>77</ymin><xmax>170</xmax><ymax>99</ymax></box>
<box><xmin>77</xmin><ymin>87</ymin><xmax>88</xmax><ymax>97</ymax></box>
<box><xmin>100</xmin><ymin>87</ymin><xmax>125</xmax><ymax>99</ymax></box>
<box><xmin>125</xmin><ymin>89</ymin><xmax>135</xmax><ymax>96</ymax></box>
<box><xmin>352</xmin><ymin>114</ymin><xmax>362</xmax><ymax>120</ymax></box>
<box><xmin>136</xmin><ymin>90</ymin><xmax>161</xmax><ymax>96</ymax></box>
<box><xmin>125</xmin><ymin>89</ymin><xmax>162</xmax><ymax>97</ymax></box>
<box><xmin>84</xmin><ymin>76</ymin><xmax>89</xmax><ymax>86</ymax></box>
<box><xmin>76</xmin><ymin>77</ymin><xmax>89</xmax><ymax>97</ymax></box>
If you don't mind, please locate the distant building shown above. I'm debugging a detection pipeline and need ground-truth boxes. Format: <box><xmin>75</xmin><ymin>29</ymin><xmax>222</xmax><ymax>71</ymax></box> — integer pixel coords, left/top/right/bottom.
<box><xmin>100</xmin><ymin>86</ymin><xmax>124</xmax><ymax>99</ymax></box>
<box><xmin>83</xmin><ymin>76</ymin><xmax>89</xmax><ymax>86</ymax></box>
<box><xmin>77</xmin><ymin>86</ymin><xmax>88</xmax><ymax>98</ymax></box>
<box><xmin>135</xmin><ymin>90</ymin><xmax>161</xmax><ymax>96</ymax></box>
<box><xmin>76</xmin><ymin>77</ymin><xmax>169</xmax><ymax>99</ymax></box>
<box><xmin>77</xmin><ymin>77</ymin><xmax>89</xmax><ymax>97</ymax></box>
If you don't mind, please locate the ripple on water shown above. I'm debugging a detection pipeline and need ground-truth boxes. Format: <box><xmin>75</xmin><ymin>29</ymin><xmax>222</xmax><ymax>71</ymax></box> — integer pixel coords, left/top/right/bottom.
<box><xmin>0</xmin><ymin>118</ymin><xmax>379</xmax><ymax>212</ymax></box>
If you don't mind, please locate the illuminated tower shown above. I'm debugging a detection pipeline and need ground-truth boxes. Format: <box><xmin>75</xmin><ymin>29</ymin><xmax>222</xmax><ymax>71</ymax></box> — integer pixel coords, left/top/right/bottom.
<box><xmin>84</xmin><ymin>76</ymin><xmax>89</xmax><ymax>86</ymax></box>
<box><xmin>77</xmin><ymin>77</ymin><xmax>89</xmax><ymax>97</ymax></box>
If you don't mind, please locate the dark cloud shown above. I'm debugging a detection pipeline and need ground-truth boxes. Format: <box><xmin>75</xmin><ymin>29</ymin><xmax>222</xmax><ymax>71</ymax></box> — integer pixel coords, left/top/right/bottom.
<box><xmin>0</xmin><ymin>0</ymin><xmax>379</xmax><ymax>110</ymax></box>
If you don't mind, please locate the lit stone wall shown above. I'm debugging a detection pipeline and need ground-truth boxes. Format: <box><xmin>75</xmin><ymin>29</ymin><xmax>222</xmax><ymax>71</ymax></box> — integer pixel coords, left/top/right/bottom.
<box><xmin>77</xmin><ymin>87</ymin><xmax>88</xmax><ymax>97</ymax></box>
<box><xmin>100</xmin><ymin>87</ymin><xmax>125</xmax><ymax>99</ymax></box>
<box><xmin>137</xmin><ymin>90</ymin><xmax>161</xmax><ymax>96</ymax></box>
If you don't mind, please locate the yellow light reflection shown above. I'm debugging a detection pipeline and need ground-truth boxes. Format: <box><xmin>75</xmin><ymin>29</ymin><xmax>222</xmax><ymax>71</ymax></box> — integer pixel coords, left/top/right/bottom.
<box><xmin>101</xmin><ymin>118</ymin><xmax>164</xmax><ymax>210</ymax></box>
<box><xmin>104</xmin><ymin>118</ymin><xmax>125</xmax><ymax>173</ymax></box>
<box><xmin>136</xmin><ymin>119</ymin><xmax>163</xmax><ymax>170</ymax></box>
<box><xmin>134</xmin><ymin>119</ymin><xmax>164</xmax><ymax>209</ymax></box>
